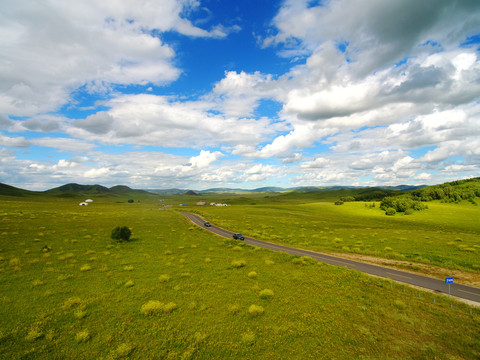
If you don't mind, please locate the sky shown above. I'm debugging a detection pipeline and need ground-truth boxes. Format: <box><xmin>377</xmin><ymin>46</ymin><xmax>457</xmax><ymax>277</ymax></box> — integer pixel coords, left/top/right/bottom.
<box><xmin>1</xmin><ymin>0</ymin><xmax>480</xmax><ymax>191</ymax></box>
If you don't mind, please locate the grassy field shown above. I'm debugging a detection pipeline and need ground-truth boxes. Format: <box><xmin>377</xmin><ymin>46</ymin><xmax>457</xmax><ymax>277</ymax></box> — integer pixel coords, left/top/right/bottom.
<box><xmin>0</xmin><ymin>195</ymin><xmax>479</xmax><ymax>359</ymax></box>
<box><xmin>193</xmin><ymin>197</ymin><xmax>480</xmax><ymax>274</ymax></box>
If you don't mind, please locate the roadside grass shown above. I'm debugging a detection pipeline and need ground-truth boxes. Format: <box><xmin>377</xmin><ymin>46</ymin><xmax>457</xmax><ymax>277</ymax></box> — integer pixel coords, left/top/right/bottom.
<box><xmin>0</xmin><ymin>196</ymin><xmax>478</xmax><ymax>359</ymax></box>
<box><xmin>195</xmin><ymin>200</ymin><xmax>480</xmax><ymax>273</ymax></box>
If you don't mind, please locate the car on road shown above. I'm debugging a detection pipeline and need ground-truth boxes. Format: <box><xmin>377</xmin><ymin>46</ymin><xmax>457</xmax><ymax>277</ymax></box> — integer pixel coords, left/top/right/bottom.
<box><xmin>232</xmin><ymin>233</ymin><xmax>245</xmax><ymax>240</ymax></box>
<box><xmin>204</xmin><ymin>221</ymin><xmax>211</xmax><ymax>227</ymax></box>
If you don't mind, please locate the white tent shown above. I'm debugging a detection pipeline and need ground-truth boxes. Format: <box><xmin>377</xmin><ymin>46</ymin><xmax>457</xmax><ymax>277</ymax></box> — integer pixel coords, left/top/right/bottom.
<box><xmin>79</xmin><ymin>202</ymin><xmax>88</xmax><ymax>206</ymax></box>
<box><xmin>85</xmin><ymin>199</ymin><xmax>93</xmax><ymax>203</ymax></box>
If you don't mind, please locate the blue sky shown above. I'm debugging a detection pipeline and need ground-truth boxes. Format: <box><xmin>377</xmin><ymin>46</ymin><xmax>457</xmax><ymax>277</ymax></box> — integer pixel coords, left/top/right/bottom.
<box><xmin>1</xmin><ymin>0</ymin><xmax>480</xmax><ymax>190</ymax></box>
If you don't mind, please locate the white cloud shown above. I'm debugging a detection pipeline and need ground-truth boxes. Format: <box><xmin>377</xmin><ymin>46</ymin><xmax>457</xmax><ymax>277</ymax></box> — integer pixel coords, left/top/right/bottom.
<box><xmin>84</xmin><ymin>167</ymin><xmax>111</xmax><ymax>178</ymax></box>
<box><xmin>0</xmin><ymin>0</ymin><xmax>230</xmax><ymax>116</ymax></box>
<box><xmin>68</xmin><ymin>93</ymin><xmax>287</xmax><ymax>148</ymax></box>
<box><xmin>189</xmin><ymin>150</ymin><xmax>224</xmax><ymax>168</ymax></box>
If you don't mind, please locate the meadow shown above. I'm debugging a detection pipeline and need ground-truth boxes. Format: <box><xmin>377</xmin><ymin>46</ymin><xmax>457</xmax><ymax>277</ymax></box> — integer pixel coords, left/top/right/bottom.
<box><xmin>0</xmin><ymin>195</ymin><xmax>479</xmax><ymax>359</ymax></box>
<box><xmin>193</xmin><ymin>197</ymin><xmax>480</xmax><ymax>275</ymax></box>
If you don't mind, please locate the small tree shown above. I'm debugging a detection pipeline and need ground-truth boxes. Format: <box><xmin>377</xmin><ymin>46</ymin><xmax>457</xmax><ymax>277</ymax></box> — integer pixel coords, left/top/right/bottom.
<box><xmin>111</xmin><ymin>226</ymin><xmax>132</xmax><ymax>242</ymax></box>
<box><xmin>385</xmin><ymin>208</ymin><xmax>396</xmax><ymax>216</ymax></box>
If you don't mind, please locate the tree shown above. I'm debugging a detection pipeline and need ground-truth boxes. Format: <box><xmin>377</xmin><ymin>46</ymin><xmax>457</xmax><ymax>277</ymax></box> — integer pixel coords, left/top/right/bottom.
<box><xmin>111</xmin><ymin>226</ymin><xmax>132</xmax><ymax>242</ymax></box>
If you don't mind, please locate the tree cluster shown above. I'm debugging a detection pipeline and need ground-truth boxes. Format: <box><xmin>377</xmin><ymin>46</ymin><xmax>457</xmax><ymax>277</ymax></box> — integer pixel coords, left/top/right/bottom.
<box><xmin>410</xmin><ymin>178</ymin><xmax>480</xmax><ymax>203</ymax></box>
<box><xmin>380</xmin><ymin>196</ymin><xmax>428</xmax><ymax>214</ymax></box>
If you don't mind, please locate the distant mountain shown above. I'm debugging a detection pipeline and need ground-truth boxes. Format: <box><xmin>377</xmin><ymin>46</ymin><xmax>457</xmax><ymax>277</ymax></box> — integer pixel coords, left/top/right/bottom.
<box><xmin>147</xmin><ymin>188</ymin><xmax>188</xmax><ymax>195</ymax></box>
<box><xmin>0</xmin><ymin>182</ymin><xmax>432</xmax><ymax>198</ymax></box>
<box><xmin>45</xmin><ymin>183</ymin><xmax>111</xmax><ymax>195</ymax></box>
<box><xmin>44</xmin><ymin>183</ymin><xmax>154</xmax><ymax>197</ymax></box>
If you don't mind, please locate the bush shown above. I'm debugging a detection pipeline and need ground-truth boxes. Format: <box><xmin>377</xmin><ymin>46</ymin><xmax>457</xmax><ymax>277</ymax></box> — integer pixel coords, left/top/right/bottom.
<box><xmin>385</xmin><ymin>208</ymin><xmax>396</xmax><ymax>216</ymax></box>
<box><xmin>110</xmin><ymin>226</ymin><xmax>132</xmax><ymax>242</ymax></box>
<box><xmin>334</xmin><ymin>200</ymin><xmax>344</xmax><ymax>205</ymax></box>
<box><xmin>141</xmin><ymin>300</ymin><xmax>164</xmax><ymax>316</ymax></box>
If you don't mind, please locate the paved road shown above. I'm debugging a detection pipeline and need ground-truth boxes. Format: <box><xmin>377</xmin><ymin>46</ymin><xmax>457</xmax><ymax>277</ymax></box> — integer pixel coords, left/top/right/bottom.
<box><xmin>182</xmin><ymin>212</ymin><xmax>480</xmax><ymax>304</ymax></box>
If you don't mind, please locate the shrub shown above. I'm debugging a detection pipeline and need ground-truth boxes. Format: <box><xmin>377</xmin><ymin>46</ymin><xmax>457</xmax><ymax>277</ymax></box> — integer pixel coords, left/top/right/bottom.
<box><xmin>247</xmin><ymin>271</ymin><xmax>257</xmax><ymax>279</ymax></box>
<box><xmin>110</xmin><ymin>226</ymin><xmax>132</xmax><ymax>242</ymax></box>
<box><xmin>125</xmin><ymin>280</ymin><xmax>135</xmax><ymax>288</ymax></box>
<box><xmin>248</xmin><ymin>304</ymin><xmax>264</xmax><ymax>317</ymax></box>
<box><xmin>141</xmin><ymin>300</ymin><xmax>164</xmax><ymax>316</ymax></box>
<box><xmin>231</xmin><ymin>260</ymin><xmax>246</xmax><ymax>268</ymax></box>
<box><xmin>334</xmin><ymin>200</ymin><xmax>344</xmax><ymax>205</ymax></box>
<box><xmin>259</xmin><ymin>289</ymin><xmax>274</xmax><ymax>299</ymax></box>
<box><xmin>385</xmin><ymin>208</ymin><xmax>396</xmax><ymax>216</ymax></box>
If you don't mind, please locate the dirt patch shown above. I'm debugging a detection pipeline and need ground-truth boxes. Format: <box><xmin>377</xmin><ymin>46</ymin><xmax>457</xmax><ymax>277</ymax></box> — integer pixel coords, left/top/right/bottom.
<box><xmin>331</xmin><ymin>252</ymin><xmax>480</xmax><ymax>288</ymax></box>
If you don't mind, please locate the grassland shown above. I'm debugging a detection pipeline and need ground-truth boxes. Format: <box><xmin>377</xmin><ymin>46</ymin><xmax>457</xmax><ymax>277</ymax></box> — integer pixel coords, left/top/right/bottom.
<box><xmin>193</xmin><ymin>196</ymin><xmax>480</xmax><ymax>275</ymax></box>
<box><xmin>0</xmin><ymin>194</ymin><xmax>479</xmax><ymax>359</ymax></box>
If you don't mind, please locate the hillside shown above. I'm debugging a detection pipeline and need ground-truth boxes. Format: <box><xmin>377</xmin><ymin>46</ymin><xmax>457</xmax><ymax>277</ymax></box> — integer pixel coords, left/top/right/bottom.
<box><xmin>0</xmin><ymin>183</ymin><xmax>40</xmax><ymax>197</ymax></box>
<box><xmin>1</xmin><ymin>183</ymin><xmax>155</xmax><ymax>198</ymax></box>
<box><xmin>410</xmin><ymin>177</ymin><xmax>480</xmax><ymax>202</ymax></box>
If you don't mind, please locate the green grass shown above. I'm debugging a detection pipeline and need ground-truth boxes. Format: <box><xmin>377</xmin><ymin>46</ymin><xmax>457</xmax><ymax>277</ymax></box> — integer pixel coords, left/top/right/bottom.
<box><xmin>195</xmin><ymin>199</ymin><xmax>480</xmax><ymax>272</ymax></box>
<box><xmin>0</xmin><ymin>196</ymin><xmax>479</xmax><ymax>359</ymax></box>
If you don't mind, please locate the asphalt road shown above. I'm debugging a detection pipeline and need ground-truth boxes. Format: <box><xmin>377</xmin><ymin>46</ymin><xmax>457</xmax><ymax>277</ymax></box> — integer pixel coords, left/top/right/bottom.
<box><xmin>182</xmin><ymin>212</ymin><xmax>480</xmax><ymax>304</ymax></box>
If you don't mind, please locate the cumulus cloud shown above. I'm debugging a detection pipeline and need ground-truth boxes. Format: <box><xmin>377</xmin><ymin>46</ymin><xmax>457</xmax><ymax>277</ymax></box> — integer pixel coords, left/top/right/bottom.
<box><xmin>0</xmin><ymin>0</ymin><xmax>230</xmax><ymax>116</ymax></box>
<box><xmin>66</xmin><ymin>94</ymin><xmax>287</xmax><ymax>148</ymax></box>
<box><xmin>1</xmin><ymin>1</ymin><xmax>479</xmax><ymax>189</ymax></box>
<box><xmin>189</xmin><ymin>150</ymin><xmax>224</xmax><ymax>168</ymax></box>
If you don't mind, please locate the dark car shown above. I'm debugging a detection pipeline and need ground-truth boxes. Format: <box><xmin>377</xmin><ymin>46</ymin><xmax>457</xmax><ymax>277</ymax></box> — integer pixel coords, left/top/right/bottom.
<box><xmin>204</xmin><ymin>221</ymin><xmax>211</xmax><ymax>227</ymax></box>
<box><xmin>232</xmin><ymin>233</ymin><xmax>245</xmax><ymax>240</ymax></box>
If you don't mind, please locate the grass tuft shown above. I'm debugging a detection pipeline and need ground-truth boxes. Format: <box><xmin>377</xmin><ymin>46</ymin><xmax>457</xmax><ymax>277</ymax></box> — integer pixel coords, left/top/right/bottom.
<box><xmin>74</xmin><ymin>309</ymin><xmax>88</xmax><ymax>319</ymax></box>
<box><xmin>259</xmin><ymin>289</ymin><xmax>274</xmax><ymax>299</ymax></box>
<box><xmin>9</xmin><ymin>258</ymin><xmax>20</xmax><ymax>267</ymax></box>
<box><xmin>163</xmin><ymin>302</ymin><xmax>178</xmax><ymax>313</ymax></box>
<box><xmin>158</xmin><ymin>274</ymin><xmax>170</xmax><ymax>282</ymax></box>
<box><xmin>25</xmin><ymin>327</ymin><xmax>43</xmax><ymax>342</ymax></box>
<box><xmin>241</xmin><ymin>332</ymin><xmax>255</xmax><ymax>345</ymax></box>
<box><xmin>80</xmin><ymin>264</ymin><xmax>91</xmax><ymax>272</ymax></box>
<box><xmin>229</xmin><ymin>304</ymin><xmax>240</xmax><ymax>314</ymax></box>
<box><xmin>114</xmin><ymin>343</ymin><xmax>134</xmax><ymax>358</ymax></box>
<box><xmin>141</xmin><ymin>300</ymin><xmax>164</xmax><ymax>316</ymax></box>
<box><xmin>32</xmin><ymin>279</ymin><xmax>44</xmax><ymax>287</ymax></box>
<box><xmin>125</xmin><ymin>280</ymin><xmax>135</xmax><ymax>287</ymax></box>
<box><xmin>247</xmin><ymin>271</ymin><xmax>257</xmax><ymax>279</ymax></box>
<box><xmin>62</xmin><ymin>297</ymin><xmax>83</xmax><ymax>310</ymax></box>
<box><xmin>394</xmin><ymin>299</ymin><xmax>407</xmax><ymax>310</ymax></box>
<box><xmin>231</xmin><ymin>260</ymin><xmax>246</xmax><ymax>268</ymax></box>
<box><xmin>248</xmin><ymin>304</ymin><xmax>264</xmax><ymax>317</ymax></box>
<box><xmin>75</xmin><ymin>329</ymin><xmax>90</xmax><ymax>343</ymax></box>
<box><xmin>123</xmin><ymin>265</ymin><xmax>134</xmax><ymax>271</ymax></box>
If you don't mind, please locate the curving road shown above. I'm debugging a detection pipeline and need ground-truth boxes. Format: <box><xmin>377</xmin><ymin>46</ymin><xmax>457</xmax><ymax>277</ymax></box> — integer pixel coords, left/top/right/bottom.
<box><xmin>182</xmin><ymin>212</ymin><xmax>480</xmax><ymax>304</ymax></box>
